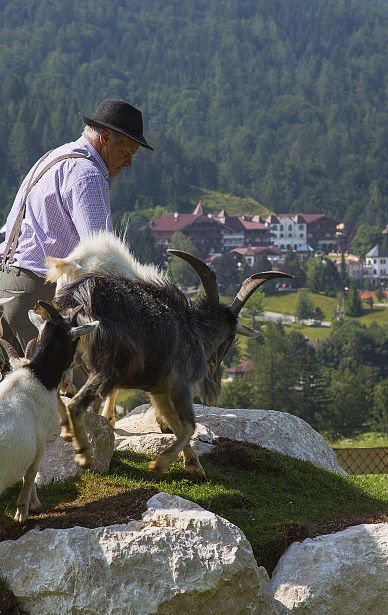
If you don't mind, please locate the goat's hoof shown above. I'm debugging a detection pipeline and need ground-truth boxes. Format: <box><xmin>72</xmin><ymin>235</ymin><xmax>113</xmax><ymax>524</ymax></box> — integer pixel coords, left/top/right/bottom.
<box><xmin>29</xmin><ymin>498</ymin><xmax>42</xmax><ymax>513</ymax></box>
<box><xmin>14</xmin><ymin>508</ymin><xmax>28</xmax><ymax>524</ymax></box>
<box><xmin>185</xmin><ymin>463</ymin><xmax>207</xmax><ymax>481</ymax></box>
<box><xmin>60</xmin><ymin>426</ymin><xmax>73</xmax><ymax>442</ymax></box>
<box><xmin>74</xmin><ymin>451</ymin><xmax>91</xmax><ymax>469</ymax></box>
<box><xmin>148</xmin><ymin>460</ymin><xmax>166</xmax><ymax>476</ymax></box>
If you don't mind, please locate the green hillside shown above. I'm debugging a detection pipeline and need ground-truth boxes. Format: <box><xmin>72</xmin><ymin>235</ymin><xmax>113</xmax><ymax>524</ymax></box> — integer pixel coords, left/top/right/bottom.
<box><xmin>188</xmin><ymin>188</ymin><xmax>272</xmax><ymax>217</ymax></box>
<box><xmin>0</xmin><ymin>0</ymin><xmax>387</xmax><ymax>227</ymax></box>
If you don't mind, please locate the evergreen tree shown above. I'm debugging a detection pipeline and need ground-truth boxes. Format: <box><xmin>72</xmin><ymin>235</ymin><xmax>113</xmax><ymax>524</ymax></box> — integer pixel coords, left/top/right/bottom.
<box><xmin>295</xmin><ymin>291</ymin><xmax>315</xmax><ymax>321</ymax></box>
<box><xmin>345</xmin><ymin>284</ymin><xmax>363</xmax><ymax>317</ymax></box>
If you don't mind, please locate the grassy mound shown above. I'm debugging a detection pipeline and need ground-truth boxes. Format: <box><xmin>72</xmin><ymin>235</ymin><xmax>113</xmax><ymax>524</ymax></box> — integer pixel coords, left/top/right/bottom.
<box><xmin>1</xmin><ymin>441</ymin><xmax>387</xmax><ymax>576</ymax></box>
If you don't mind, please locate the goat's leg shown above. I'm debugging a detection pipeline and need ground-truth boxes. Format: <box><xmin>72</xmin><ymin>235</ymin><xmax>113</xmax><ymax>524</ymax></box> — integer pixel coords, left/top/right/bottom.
<box><xmin>152</xmin><ymin>398</ymin><xmax>204</xmax><ymax>478</ymax></box>
<box><xmin>182</xmin><ymin>443</ymin><xmax>206</xmax><ymax>481</ymax></box>
<box><xmin>29</xmin><ymin>482</ymin><xmax>42</xmax><ymax>513</ymax></box>
<box><xmin>101</xmin><ymin>389</ymin><xmax>118</xmax><ymax>427</ymax></box>
<box><xmin>59</xmin><ymin>365</ymin><xmax>77</xmax><ymax>397</ymax></box>
<box><xmin>148</xmin><ymin>387</ymin><xmax>203</xmax><ymax>478</ymax></box>
<box><xmin>154</xmin><ymin>403</ymin><xmax>173</xmax><ymax>434</ymax></box>
<box><xmin>57</xmin><ymin>391</ymin><xmax>73</xmax><ymax>441</ymax></box>
<box><xmin>14</xmin><ymin>449</ymin><xmax>44</xmax><ymax>523</ymax></box>
<box><xmin>67</xmin><ymin>373</ymin><xmax>104</xmax><ymax>469</ymax></box>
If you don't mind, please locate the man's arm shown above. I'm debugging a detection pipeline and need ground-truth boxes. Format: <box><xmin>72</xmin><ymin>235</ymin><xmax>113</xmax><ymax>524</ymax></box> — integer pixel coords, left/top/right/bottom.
<box><xmin>64</xmin><ymin>174</ymin><xmax>113</xmax><ymax>236</ymax></box>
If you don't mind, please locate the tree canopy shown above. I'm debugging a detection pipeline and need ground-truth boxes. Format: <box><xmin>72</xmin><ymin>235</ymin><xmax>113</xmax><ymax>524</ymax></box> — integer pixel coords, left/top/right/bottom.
<box><xmin>0</xmin><ymin>0</ymin><xmax>387</xmax><ymax>228</ymax></box>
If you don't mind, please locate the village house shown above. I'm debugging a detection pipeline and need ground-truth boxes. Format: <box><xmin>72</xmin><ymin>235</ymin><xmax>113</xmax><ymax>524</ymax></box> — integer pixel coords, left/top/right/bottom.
<box><xmin>328</xmin><ymin>252</ymin><xmax>364</xmax><ymax>280</ymax></box>
<box><xmin>150</xmin><ymin>202</ymin><xmax>271</xmax><ymax>255</ymax></box>
<box><xmin>266</xmin><ymin>213</ymin><xmax>338</xmax><ymax>253</ymax></box>
<box><xmin>230</xmin><ymin>245</ymin><xmax>283</xmax><ymax>267</ymax></box>
<box><xmin>364</xmin><ymin>245</ymin><xmax>388</xmax><ymax>285</ymax></box>
<box><xmin>224</xmin><ymin>359</ymin><xmax>256</xmax><ymax>381</ymax></box>
<box><xmin>150</xmin><ymin>204</ymin><xmax>340</xmax><ymax>263</ymax></box>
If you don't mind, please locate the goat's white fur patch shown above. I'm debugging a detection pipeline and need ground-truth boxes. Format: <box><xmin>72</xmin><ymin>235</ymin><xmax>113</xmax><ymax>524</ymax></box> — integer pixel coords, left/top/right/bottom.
<box><xmin>46</xmin><ymin>231</ymin><xmax>166</xmax><ymax>289</ymax></box>
<box><xmin>0</xmin><ymin>368</ymin><xmax>59</xmax><ymax>495</ymax></box>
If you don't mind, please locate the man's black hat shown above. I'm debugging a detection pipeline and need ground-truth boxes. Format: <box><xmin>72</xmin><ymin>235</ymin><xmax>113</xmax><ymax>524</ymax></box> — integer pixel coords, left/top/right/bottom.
<box><xmin>80</xmin><ymin>99</ymin><xmax>153</xmax><ymax>150</ymax></box>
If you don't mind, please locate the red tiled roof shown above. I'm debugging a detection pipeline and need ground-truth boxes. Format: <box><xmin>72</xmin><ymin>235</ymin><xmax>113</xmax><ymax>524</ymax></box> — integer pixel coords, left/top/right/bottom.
<box><xmin>151</xmin><ymin>213</ymin><xmax>202</xmax><ymax>232</ymax></box>
<box><xmin>237</xmin><ymin>216</ymin><xmax>267</xmax><ymax>230</ymax></box>
<box><xmin>226</xmin><ymin>359</ymin><xmax>256</xmax><ymax>374</ymax></box>
<box><xmin>231</xmin><ymin>246</ymin><xmax>281</xmax><ymax>257</ymax></box>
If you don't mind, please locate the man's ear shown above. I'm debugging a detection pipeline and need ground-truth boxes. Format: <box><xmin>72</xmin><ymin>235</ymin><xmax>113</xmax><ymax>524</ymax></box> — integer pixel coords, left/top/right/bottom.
<box><xmin>101</xmin><ymin>129</ymin><xmax>110</xmax><ymax>144</ymax></box>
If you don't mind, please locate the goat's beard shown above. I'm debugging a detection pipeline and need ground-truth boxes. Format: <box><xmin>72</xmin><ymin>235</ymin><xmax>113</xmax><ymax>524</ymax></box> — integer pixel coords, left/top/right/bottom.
<box><xmin>197</xmin><ymin>364</ymin><xmax>222</xmax><ymax>406</ymax></box>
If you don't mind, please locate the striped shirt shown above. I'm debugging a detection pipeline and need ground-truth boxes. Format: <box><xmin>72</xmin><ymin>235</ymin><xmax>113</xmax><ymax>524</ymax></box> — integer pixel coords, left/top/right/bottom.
<box><xmin>0</xmin><ymin>136</ymin><xmax>113</xmax><ymax>277</ymax></box>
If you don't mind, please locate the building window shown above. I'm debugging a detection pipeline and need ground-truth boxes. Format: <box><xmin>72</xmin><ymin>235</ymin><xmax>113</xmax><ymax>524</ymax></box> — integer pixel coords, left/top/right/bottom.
<box><xmin>280</xmin><ymin>225</ymin><xmax>284</xmax><ymax>231</ymax></box>
<box><xmin>288</xmin><ymin>225</ymin><xmax>292</xmax><ymax>231</ymax></box>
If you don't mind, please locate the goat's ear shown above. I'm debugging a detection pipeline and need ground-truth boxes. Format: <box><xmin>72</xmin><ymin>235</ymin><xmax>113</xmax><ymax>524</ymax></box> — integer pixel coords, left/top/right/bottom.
<box><xmin>69</xmin><ymin>320</ymin><xmax>99</xmax><ymax>341</ymax></box>
<box><xmin>28</xmin><ymin>309</ymin><xmax>45</xmax><ymax>333</ymax></box>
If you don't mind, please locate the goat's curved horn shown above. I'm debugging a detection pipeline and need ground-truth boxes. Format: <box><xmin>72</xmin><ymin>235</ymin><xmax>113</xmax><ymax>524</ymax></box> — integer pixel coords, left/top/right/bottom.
<box><xmin>36</xmin><ymin>300</ymin><xmax>62</xmax><ymax>320</ymax></box>
<box><xmin>236</xmin><ymin>322</ymin><xmax>261</xmax><ymax>338</ymax></box>
<box><xmin>167</xmin><ymin>249</ymin><xmax>219</xmax><ymax>304</ymax></box>
<box><xmin>229</xmin><ymin>271</ymin><xmax>293</xmax><ymax>316</ymax></box>
<box><xmin>0</xmin><ymin>338</ymin><xmax>21</xmax><ymax>360</ymax></box>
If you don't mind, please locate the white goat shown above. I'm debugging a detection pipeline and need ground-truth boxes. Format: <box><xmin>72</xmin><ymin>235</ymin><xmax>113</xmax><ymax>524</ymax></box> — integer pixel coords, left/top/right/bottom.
<box><xmin>46</xmin><ymin>231</ymin><xmax>162</xmax><ymax>427</ymax></box>
<box><xmin>0</xmin><ymin>302</ymin><xmax>98</xmax><ymax>523</ymax></box>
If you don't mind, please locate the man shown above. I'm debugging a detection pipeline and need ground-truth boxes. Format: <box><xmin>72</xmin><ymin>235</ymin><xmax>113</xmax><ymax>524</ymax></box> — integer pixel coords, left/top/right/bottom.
<box><xmin>0</xmin><ymin>98</ymin><xmax>153</xmax><ymax>354</ymax></box>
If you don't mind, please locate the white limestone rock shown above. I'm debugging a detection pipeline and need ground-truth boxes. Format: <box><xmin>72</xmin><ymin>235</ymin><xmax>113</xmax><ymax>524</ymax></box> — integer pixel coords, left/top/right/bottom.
<box><xmin>36</xmin><ymin>407</ymin><xmax>114</xmax><ymax>485</ymax></box>
<box><xmin>271</xmin><ymin>523</ymin><xmax>388</xmax><ymax>614</ymax></box>
<box><xmin>115</xmin><ymin>404</ymin><xmax>344</xmax><ymax>474</ymax></box>
<box><xmin>0</xmin><ymin>493</ymin><xmax>276</xmax><ymax>615</ymax></box>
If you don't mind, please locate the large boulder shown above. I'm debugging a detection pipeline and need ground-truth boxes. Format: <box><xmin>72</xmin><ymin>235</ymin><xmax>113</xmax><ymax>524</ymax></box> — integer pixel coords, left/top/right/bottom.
<box><xmin>0</xmin><ymin>493</ymin><xmax>276</xmax><ymax>615</ymax></box>
<box><xmin>115</xmin><ymin>404</ymin><xmax>344</xmax><ymax>474</ymax></box>
<box><xmin>37</xmin><ymin>407</ymin><xmax>115</xmax><ymax>485</ymax></box>
<box><xmin>271</xmin><ymin>523</ymin><xmax>388</xmax><ymax>614</ymax></box>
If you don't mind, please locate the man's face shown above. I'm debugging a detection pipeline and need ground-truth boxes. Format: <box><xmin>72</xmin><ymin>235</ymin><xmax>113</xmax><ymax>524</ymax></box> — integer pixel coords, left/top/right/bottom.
<box><xmin>100</xmin><ymin>130</ymin><xmax>140</xmax><ymax>178</ymax></box>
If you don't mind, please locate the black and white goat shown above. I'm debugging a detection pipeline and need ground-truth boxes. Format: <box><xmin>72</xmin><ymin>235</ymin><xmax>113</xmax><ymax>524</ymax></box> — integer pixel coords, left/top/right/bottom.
<box><xmin>53</xmin><ymin>237</ymin><xmax>291</xmax><ymax>480</ymax></box>
<box><xmin>0</xmin><ymin>302</ymin><xmax>98</xmax><ymax>523</ymax></box>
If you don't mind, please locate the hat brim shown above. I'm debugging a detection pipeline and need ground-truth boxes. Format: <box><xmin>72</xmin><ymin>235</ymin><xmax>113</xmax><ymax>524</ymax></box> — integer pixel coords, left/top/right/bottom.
<box><xmin>80</xmin><ymin>113</ymin><xmax>153</xmax><ymax>151</ymax></box>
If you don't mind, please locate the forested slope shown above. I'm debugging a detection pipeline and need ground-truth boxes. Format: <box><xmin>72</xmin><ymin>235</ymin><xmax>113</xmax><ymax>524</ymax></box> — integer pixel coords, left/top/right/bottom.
<box><xmin>0</xmin><ymin>0</ymin><xmax>387</xmax><ymax>229</ymax></box>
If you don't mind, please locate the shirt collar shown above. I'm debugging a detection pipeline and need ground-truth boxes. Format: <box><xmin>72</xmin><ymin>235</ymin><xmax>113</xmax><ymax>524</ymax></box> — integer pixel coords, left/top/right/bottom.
<box><xmin>76</xmin><ymin>136</ymin><xmax>110</xmax><ymax>180</ymax></box>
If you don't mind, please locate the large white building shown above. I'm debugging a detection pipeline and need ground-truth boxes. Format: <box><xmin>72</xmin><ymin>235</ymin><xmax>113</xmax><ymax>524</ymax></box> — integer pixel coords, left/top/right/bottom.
<box><xmin>364</xmin><ymin>245</ymin><xmax>388</xmax><ymax>285</ymax></box>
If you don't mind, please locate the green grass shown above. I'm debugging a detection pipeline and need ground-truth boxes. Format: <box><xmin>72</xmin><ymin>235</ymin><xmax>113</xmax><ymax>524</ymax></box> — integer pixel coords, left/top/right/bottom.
<box><xmin>1</xmin><ymin>445</ymin><xmax>387</xmax><ymax>575</ymax></box>
<box><xmin>329</xmin><ymin>431</ymin><xmax>388</xmax><ymax>448</ymax></box>
<box><xmin>188</xmin><ymin>187</ymin><xmax>271</xmax><ymax>218</ymax></box>
<box><xmin>282</xmin><ymin>323</ymin><xmax>332</xmax><ymax>341</ymax></box>
<box><xmin>357</xmin><ymin>306</ymin><xmax>388</xmax><ymax>327</ymax></box>
<box><xmin>263</xmin><ymin>291</ymin><xmax>337</xmax><ymax>320</ymax></box>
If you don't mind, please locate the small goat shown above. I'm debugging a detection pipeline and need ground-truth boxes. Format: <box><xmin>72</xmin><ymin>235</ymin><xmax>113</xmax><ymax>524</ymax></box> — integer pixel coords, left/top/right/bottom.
<box><xmin>53</xmin><ymin>235</ymin><xmax>291</xmax><ymax>480</ymax></box>
<box><xmin>0</xmin><ymin>301</ymin><xmax>98</xmax><ymax>523</ymax></box>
